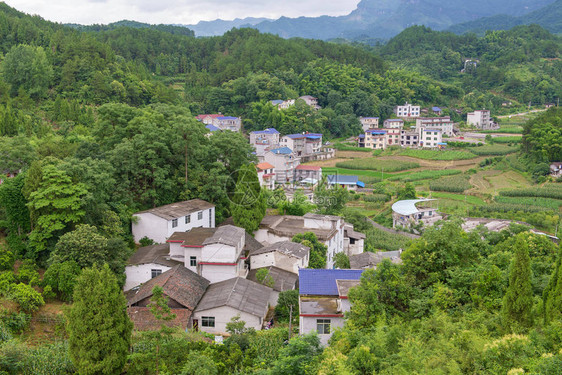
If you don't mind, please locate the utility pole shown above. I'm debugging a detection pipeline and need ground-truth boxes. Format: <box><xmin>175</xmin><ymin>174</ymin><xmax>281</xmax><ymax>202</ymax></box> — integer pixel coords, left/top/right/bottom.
<box><xmin>288</xmin><ymin>304</ymin><xmax>294</xmax><ymax>341</ymax></box>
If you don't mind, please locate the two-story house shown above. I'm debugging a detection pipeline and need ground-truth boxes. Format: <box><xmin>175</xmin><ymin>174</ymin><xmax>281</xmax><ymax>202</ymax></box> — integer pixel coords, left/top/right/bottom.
<box><xmin>419</xmin><ymin>128</ymin><xmax>443</xmax><ymax>148</ymax></box>
<box><xmin>363</xmin><ymin>129</ymin><xmax>387</xmax><ymax>150</ymax></box>
<box><xmin>383</xmin><ymin>118</ymin><xmax>404</xmax><ymax>129</ymax></box>
<box><xmin>256</xmin><ymin>162</ymin><xmax>276</xmax><ymax>190</ymax></box>
<box><xmin>359</xmin><ymin>117</ymin><xmax>379</xmax><ymax>131</ymax></box>
<box><xmin>132</xmin><ymin>199</ymin><xmax>215</xmax><ymax>244</ymax></box>
<box><xmin>384</xmin><ymin>127</ymin><xmax>401</xmax><ymax>146</ymax></box>
<box><xmin>250</xmin><ymin>128</ymin><xmax>280</xmax><ymax>155</ymax></box>
<box><xmin>262</xmin><ymin>147</ymin><xmax>300</xmax><ymax>183</ymax></box>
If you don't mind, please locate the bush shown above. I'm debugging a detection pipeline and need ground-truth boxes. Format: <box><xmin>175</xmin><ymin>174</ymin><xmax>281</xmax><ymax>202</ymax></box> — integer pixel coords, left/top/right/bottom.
<box><xmin>139</xmin><ymin>236</ymin><xmax>155</xmax><ymax>247</ymax></box>
<box><xmin>43</xmin><ymin>261</ymin><xmax>81</xmax><ymax>302</ymax></box>
<box><xmin>9</xmin><ymin>283</ymin><xmax>44</xmax><ymax>313</ymax></box>
<box><xmin>429</xmin><ymin>175</ymin><xmax>472</xmax><ymax>193</ymax></box>
<box><xmin>0</xmin><ymin>247</ymin><xmax>14</xmax><ymax>271</ymax></box>
<box><xmin>0</xmin><ymin>311</ymin><xmax>31</xmax><ymax>334</ymax></box>
<box><xmin>0</xmin><ymin>272</ymin><xmax>16</xmax><ymax>296</ymax></box>
<box><xmin>16</xmin><ymin>260</ymin><xmax>40</xmax><ymax>286</ymax></box>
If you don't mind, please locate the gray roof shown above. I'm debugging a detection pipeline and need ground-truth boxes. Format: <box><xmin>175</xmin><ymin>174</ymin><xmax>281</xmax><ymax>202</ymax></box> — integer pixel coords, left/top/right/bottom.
<box><xmin>195</xmin><ymin>277</ymin><xmax>270</xmax><ymax>318</ymax></box>
<box><xmin>135</xmin><ymin>199</ymin><xmax>214</xmax><ymax>221</ymax></box>
<box><xmin>304</xmin><ymin>213</ymin><xmax>342</xmax><ymax>222</ymax></box>
<box><xmin>127</xmin><ymin>244</ymin><xmax>179</xmax><ymax>267</ymax></box>
<box><xmin>391</xmin><ymin>199</ymin><xmax>436</xmax><ymax>216</ymax></box>
<box><xmin>336</xmin><ymin>279</ymin><xmax>361</xmax><ymax>298</ymax></box>
<box><xmin>251</xmin><ymin>241</ymin><xmax>310</xmax><ymax>259</ymax></box>
<box><xmin>349</xmin><ymin>251</ymin><xmax>402</xmax><ymax>269</ymax></box>
<box><xmin>247</xmin><ymin>266</ymin><xmax>298</xmax><ymax>292</ymax></box>
<box><xmin>202</xmin><ymin>225</ymin><xmax>245</xmax><ymax>247</ymax></box>
<box><xmin>128</xmin><ymin>265</ymin><xmax>210</xmax><ymax>310</ymax></box>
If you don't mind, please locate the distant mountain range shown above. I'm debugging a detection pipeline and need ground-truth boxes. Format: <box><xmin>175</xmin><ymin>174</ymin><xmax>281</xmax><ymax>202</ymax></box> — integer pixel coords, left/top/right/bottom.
<box><xmin>447</xmin><ymin>0</ymin><xmax>562</xmax><ymax>35</ymax></box>
<box><xmin>185</xmin><ymin>0</ymin><xmax>558</xmax><ymax>40</ymax></box>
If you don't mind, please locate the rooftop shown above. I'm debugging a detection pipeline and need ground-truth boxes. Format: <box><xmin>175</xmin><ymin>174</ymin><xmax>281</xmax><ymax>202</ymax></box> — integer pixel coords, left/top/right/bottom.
<box><xmin>259</xmin><ymin>215</ymin><xmax>338</xmax><ymax>241</ymax></box>
<box><xmin>205</xmin><ymin>124</ymin><xmax>220</xmax><ymax>132</ymax></box>
<box><xmin>256</xmin><ymin>162</ymin><xmax>275</xmax><ymax>171</ymax></box>
<box><xmin>168</xmin><ymin>227</ymin><xmax>217</xmax><ymax>247</ymax></box>
<box><xmin>270</xmin><ymin>147</ymin><xmax>293</xmax><ymax>155</ymax></box>
<box><xmin>392</xmin><ymin>199</ymin><xmax>437</xmax><ymax>216</ymax></box>
<box><xmin>195</xmin><ymin>277</ymin><xmax>270</xmax><ymax>318</ymax></box>
<box><xmin>366</xmin><ymin>129</ymin><xmax>386</xmax><ymax>134</ymax></box>
<box><xmin>251</xmin><ymin>128</ymin><xmax>280</xmax><ymax>135</ymax></box>
<box><xmin>300</xmin><ymin>297</ymin><xmax>341</xmax><ymax>316</ymax></box>
<box><xmin>202</xmin><ymin>225</ymin><xmax>245</xmax><ymax>247</ymax></box>
<box><xmin>135</xmin><ymin>199</ymin><xmax>214</xmax><ymax>221</ymax></box>
<box><xmin>127</xmin><ymin>243</ymin><xmax>179</xmax><ymax>267</ymax></box>
<box><xmin>385</xmin><ymin>118</ymin><xmax>404</xmax><ymax>122</ymax></box>
<box><xmin>251</xmin><ymin>241</ymin><xmax>310</xmax><ymax>259</ymax></box>
<box><xmin>299</xmin><ymin>269</ymin><xmax>363</xmax><ymax>296</ymax></box>
<box><xmin>327</xmin><ymin>175</ymin><xmax>358</xmax><ymax>185</ymax></box>
<box><xmin>247</xmin><ymin>266</ymin><xmax>298</xmax><ymax>292</ymax></box>
<box><xmin>432</xmin><ymin>107</ymin><xmax>442</xmax><ymax>111</ymax></box>
<box><xmin>196</xmin><ymin>114</ymin><xmax>221</xmax><ymax>120</ymax></box>
<box><xmin>336</xmin><ymin>279</ymin><xmax>361</xmax><ymax>298</ymax></box>
<box><xmin>128</xmin><ymin>265</ymin><xmax>210</xmax><ymax>311</ymax></box>
<box><xmin>296</xmin><ymin>165</ymin><xmax>321</xmax><ymax>171</ymax></box>
<box><xmin>349</xmin><ymin>250</ymin><xmax>402</xmax><ymax>269</ymax></box>
<box><xmin>217</xmin><ymin>116</ymin><xmax>239</xmax><ymax>120</ymax></box>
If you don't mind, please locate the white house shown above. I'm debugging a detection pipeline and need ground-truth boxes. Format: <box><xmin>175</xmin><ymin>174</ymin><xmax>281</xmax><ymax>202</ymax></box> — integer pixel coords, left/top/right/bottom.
<box><xmin>363</xmin><ymin>129</ymin><xmax>387</xmax><ymax>150</ymax></box>
<box><xmin>195</xmin><ymin>114</ymin><xmax>241</xmax><ymax>132</ymax></box>
<box><xmin>256</xmin><ymin>162</ymin><xmax>276</xmax><ymax>190</ymax></box>
<box><xmin>280</xmin><ymin>133</ymin><xmax>323</xmax><ymax>158</ymax></box>
<box><xmin>326</xmin><ymin>175</ymin><xmax>365</xmax><ymax>191</ymax></box>
<box><xmin>262</xmin><ymin>147</ymin><xmax>300</xmax><ymax>183</ymax></box>
<box><xmin>299</xmin><ymin>95</ymin><xmax>321</xmax><ymax>110</ymax></box>
<box><xmin>416</xmin><ymin>117</ymin><xmax>454</xmax><ymax>136</ymax></box>
<box><xmin>132</xmin><ymin>199</ymin><xmax>215</xmax><ymax>244</ymax></box>
<box><xmin>467</xmin><ymin>110</ymin><xmax>493</xmax><ymax>129</ymax></box>
<box><xmin>250</xmin><ymin>241</ymin><xmax>310</xmax><ymax>274</ymax></box>
<box><xmin>250</xmin><ymin>128</ymin><xmax>280</xmax><ymax>155</ymax></box>
<box><xmin>359</xmin><ymin>117</ymin><xmax>379</xmax><ymax>131</ymax></box>
<box><xmin>167</xmin><ymin>225</ymin><xmax>248</xmax><ymax>284</ymax></box>
<box><xmin>419</xmin><ymin>128</ymin><xmax>443</xmax><ymax>148</ymax></box>
<box><xmin>392</xmin><ymin>199</ymin><xmax>443</xmax><ymax>229</ymax></box>
<box><xmin>124</xmin><ymin>243</ymin><xmax>180</xmax><ymax>291</ymax></box>
<box><xmin>299</xmin><ymin>269</ymin><xmax>363</xmax><ymax>346</ymax></box>
<box><xmin>394</xmin><ymin>102</ymin><xmax>420</xmax><ymax>119</ymax></box>
<box><xmin>193</xmin><ymin>277</ymin><xmax>271</xmax><ymax>335</ymax></box>
<box><xmin>383</xmin><ymin>118</ymin><xmax>404</xmax><ymax>129</ymax></box>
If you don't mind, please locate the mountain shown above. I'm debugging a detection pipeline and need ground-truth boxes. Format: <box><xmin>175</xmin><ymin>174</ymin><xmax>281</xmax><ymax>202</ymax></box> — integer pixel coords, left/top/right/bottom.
<box><xmin>447</xmin><ymin>0</ymin><xmax>562</xmax><ymax>35</ymax></box>
<box><xmin>185</xmin><ymin>17</ymin><xmax>271</xmax><ymax>37</ymax></box>
<box><xmin>66</xmin><ymin>20</ymin><xmax>195</xmax><ymax>36</ymax></box>
<box><xmin>183</xmin><ymin>0</ymin><xmax>557</xmax><ymax>40</ymax></box>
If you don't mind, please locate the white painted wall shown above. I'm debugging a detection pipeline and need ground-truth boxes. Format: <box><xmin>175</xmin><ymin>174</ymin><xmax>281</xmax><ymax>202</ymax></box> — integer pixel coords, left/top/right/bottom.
<box><xmin>250</xmin><ymin>252</ymin><xmax>307</xmax><ymax>274</ymax></box>
<box><xmin>200</xmin><ymin>263</ymin><xmax>240</xmax><ymax>284</ymax></box>
<box><xmin>124</xmin><ymin>263</ymin><xmax>172</xmax><ymax>291</ymax></box>
<box><xmin>183</xmin><ymin>247</ymin><xmax>202</xmax><ymax>272</ymax></box>
<box><xmin>193</xmin><ymin>306</ymin><xmax>265</xmax><ymax>335</ymax></box>
<box><xmin>299</xmin><ymin>315</ymin><xmax>345</xmax><ymax>346</ymax></box>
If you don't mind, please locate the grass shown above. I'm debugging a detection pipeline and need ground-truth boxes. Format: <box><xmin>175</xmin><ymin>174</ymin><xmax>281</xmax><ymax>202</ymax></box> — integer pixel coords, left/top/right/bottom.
<box><xmin>335</xmin><ymin>158</ymin><xmax>419</xmax><ymax>172</ymax></box>
<box><xmin>430</xmin><ymin>192</ymin><xmax>486</xmax><ymax>206</ymax></box>
<box><xmin>469</xmin><ymin>144</ymin><xmax>519</xmax><ymax>156</ymax></box>
<box><xmin>333</xmin><ymin>143</ymin><xmax>371</xmax><ymax>152</ymax></box>
<box><xmin>398</xmin><ymin>149</ymin><xmax>477</xmax><ymax>160</ymax></box>
<box><xmin>480</xmin><ymin>127</ymin><xmax>523</xmax><ymax>134</ymax></box>
<box><xmin>387</xmin><ymin>169</ymin><xmax>462</xmax><ymax>182</ymax></box>
<box><xmin>493</xmin><ymin>136</ymin><xmax>522</xmax><ymax>144</ymax></box>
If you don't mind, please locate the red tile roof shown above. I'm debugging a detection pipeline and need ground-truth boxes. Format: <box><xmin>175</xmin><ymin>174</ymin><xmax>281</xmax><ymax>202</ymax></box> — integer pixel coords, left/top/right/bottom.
<box><xmin>296</xmin><ymin>165</ymin><xmax>321</xmax><ymax>171</ymax></box>
<box><xmin>128</xmin><ymin>306</ymin><xmax>191</xmax><ymax>331</ymax></box>
<box><xmin>256</xmin><ymin>162</ymin><xmax>274</xmax><ymax>170</ymax></box>
<box><xmin>195</xmin><ymin>114</ymin><xmax>221</xmax><ymax>120</ymax></box>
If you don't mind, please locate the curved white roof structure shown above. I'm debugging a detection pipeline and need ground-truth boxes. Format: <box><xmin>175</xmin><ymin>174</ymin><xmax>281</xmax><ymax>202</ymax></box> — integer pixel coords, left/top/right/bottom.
<box><xmin>392</xmin><ymin>199</ymin><xmax>436</xmax><ymax>216</ymax></box>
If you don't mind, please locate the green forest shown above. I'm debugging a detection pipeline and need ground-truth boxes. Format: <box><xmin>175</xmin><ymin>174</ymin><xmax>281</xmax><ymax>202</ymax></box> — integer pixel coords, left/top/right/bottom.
<box><xmin>1</xmin><ymin>2</ymin><xmax>562</xmax><ymax>374</ymax></box>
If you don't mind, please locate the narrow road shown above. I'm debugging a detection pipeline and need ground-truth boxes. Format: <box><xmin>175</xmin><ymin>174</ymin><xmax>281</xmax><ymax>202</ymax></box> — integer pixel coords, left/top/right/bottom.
<box><xmin>366</xmin><ymin>217</ymin><xmax>420</xmax><ymax>239</ymax></box>
<box><xmin>497</xmin><ymin>109</ymin><xmax>547</xmax><ymax>119</ymax></box>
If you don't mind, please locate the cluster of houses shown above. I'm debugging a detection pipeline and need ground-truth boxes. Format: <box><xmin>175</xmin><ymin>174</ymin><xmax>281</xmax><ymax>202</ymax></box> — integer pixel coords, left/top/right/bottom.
<box><xmin>125</xmin><ymin>198</ymin><xmax>396</xmax><ymax>344</ymax></box>
<box><xmin>196</xmin><ymin>114</ymin><xmax>243</xmax><ymax>132</ymax></box>
<box><xmin>270</xmin><ymin>95</ymin><xmax>321</xmax><ymax>111</ymax></box>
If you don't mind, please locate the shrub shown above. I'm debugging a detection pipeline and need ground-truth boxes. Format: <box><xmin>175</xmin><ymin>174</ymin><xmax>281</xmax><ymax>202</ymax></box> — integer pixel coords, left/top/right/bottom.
<box><xmin>363</xmin><ymin>194</ymin><xmax>389</xmax><ymax>203</ymax></box>
<box><xmin>43</xmin><ymin>261</ymin><xmax>81</xmax><ymax>302</ymax></box>
<box><xmin>0</xmin><ymin>272</ymin><xmax>16</xmax><ymax>296</ymax></box>
<box><xmin>9</xmin><ymin>283</ymin><xmax>45</xmax><ymax>313</ymax></box>
<box><xmin>429</xmin><ymin>175</ymin><xmax>472</xmax><ymax>193</ymax></box>
<box><xmin>0</xmin><ymin>247</ymin><xmax>14</xmax><ymax>271</ymax></box>
<box><xmin>0</xmin><ymin>311</ymin><xmax>31</xmax><ymax>334</ymax></box>
<box><xmin>139</xmin><ymin>236</ymin><xmax>155</xmax><ymax>247</ymax></box>
<box><xmin>16</xmin><ymin>260</ymin><xmax>40</xmax><ymax>286</ymax></box>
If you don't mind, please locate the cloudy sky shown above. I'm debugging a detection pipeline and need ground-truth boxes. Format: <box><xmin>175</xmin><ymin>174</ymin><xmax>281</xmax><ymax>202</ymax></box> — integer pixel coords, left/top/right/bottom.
<box><xmin>5</xmin><ymin>0</ymin><xmax>361</xmax><ymax>25</ymax></box>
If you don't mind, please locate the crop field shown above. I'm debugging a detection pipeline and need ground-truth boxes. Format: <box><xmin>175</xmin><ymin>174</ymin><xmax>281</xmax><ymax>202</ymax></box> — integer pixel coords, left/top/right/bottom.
<box><xmin>495</xmin><ymin>196</ymin><xmax>562</xmax><ymax>210</ymax></box>
<box><xmin>499</xmin><ymin>184</ymin><xmax>562</xmax><ymax>200</ymax></box>
<box><xmin>429</xmin><ymin>175</ymin><xmax>472</xmax><ymax>192</ymax></box>
<box><xmin>335</xmin><ymin>158</ymin><xmax>419</xmax><ymax>172</ymax></box>
<box><xmin>429</xmin><ymin>192</ymin><xmax>486</xmax><ymax>206</ymax></box>
<box><xmin>480</xmin><ymin>126</ymin><xmax>523</xmax><ymax>134</ymax></box>
<box><xmin>333</xmin><ymin>143</ymin><xmax>371</xmax><ymax>152</ymax></box>
<box><xmin>398</xmin><ymin>149</ymin><xmax>477</xmax><ymax>160</ymax></box>
<box><xmin>388</xmin><ymin>169</ymin><xmax>462</xmax><ymax>182</ymax></box>
<box><xmin>469</xmin><ymin>144</ymin><xmax>519</xmax><ymax>156</ymax></box>
<box><xmin>364</xmin><ymin>227</ymin><xmax>413</xmax><ymax>251</ymax></box>
<box><xmin>493</xmin><ymin>136</ymin><xmax>522</xmax><ymax>144</ymax></box>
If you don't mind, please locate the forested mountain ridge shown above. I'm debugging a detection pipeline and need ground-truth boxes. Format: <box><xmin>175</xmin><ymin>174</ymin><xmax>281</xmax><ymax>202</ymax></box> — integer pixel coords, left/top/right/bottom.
<box><xmin>66</xmin><ymin>20</ymin><xmax>195</xmax><ymax>37</ymax></box>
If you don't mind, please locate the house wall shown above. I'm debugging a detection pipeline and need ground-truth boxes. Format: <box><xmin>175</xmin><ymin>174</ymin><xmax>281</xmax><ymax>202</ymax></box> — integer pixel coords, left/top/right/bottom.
<box><xmin>200</xmin><ymin>263</ymin><xmax>240</xmax><ymax>284</ymax></box>
<box><xmin>193</xmin><ymin>306</ymin><xmax>265</xmax><ymax>335</ymax></box>
<box><xmin>201</xmin><ymin>243</ymin><xmax>237</xmax><ymax>263</ymax></box>
<box><xmin>182</xmin><ymin>247</ymin><xmax>202</xmax><ymax>272</ymax></box>
<box><xmin>299</xmin><ymin>315</ymin><xmax>345</xmax><ymax>346</ymax></box>
<box><xmin>132</xmin><ymin>213</ymin><xmax>168</xmax><ymax>244</ymax></box>
<box><xmin>269</xmin><ymin>290</ymin><xmax>280</xmax><ymax>307</ymax></box>
<box><xmin>124</xmin><ymin>263</ymin><xmax>172</xmax><ymax>291</ymax></box>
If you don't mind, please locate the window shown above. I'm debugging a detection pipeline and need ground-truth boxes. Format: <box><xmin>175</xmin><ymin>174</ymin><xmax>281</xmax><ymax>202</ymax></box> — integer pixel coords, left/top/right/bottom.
<box><xmin>198</xmin><ymin>211</ymin><xmax>203</xmax><ymax>220</ymax></box>
<box><xmin>172</xmin><ymin>219</ymin><xmax>178</xmax><ymax>228</ymax></box>
<box><xmin>202</xmin><ymin>316</ymin><xmax>215</xmax><ymax>327</ymax></box>
<box><xmin>151</xmin><ymin>269</ymin><xmax>162</xmax><ymax>278</ymax></box>
<box><xmin>185</xmin><ymin>215</ymin><xmax>191</xmax><ymax>224</ymax></box>
<box><xmin>190</xmin><ymin>256</ymin><xmax>197</xmax><ymax>267</ymax></box>
<box><xmin>317</xmin><ymin>319</ymin><xmax>331</xmax><ymax>334</ymax></box>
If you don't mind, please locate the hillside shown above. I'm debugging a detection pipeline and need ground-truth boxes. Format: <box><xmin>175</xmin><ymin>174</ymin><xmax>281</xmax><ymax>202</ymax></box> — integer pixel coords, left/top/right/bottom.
<box><xmin>448</xmin><ymin>0</ymin><xmax>562</xmax><ymax>35</ymax></box>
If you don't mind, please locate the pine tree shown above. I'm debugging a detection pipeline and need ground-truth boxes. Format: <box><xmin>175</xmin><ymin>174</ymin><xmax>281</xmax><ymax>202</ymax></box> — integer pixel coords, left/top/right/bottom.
<box><xmin>544</xmin><ymin>245</ymin><xmax>562</xmax><ymax>323</ymax></box>
<box><xmin>231</xmin><ymin>164</ymin><xmax>266</xmax><ymax>233</ymax></box>
<box><xmin>67</xmin><ymin>264</ymin><xmax>132</xmax><ymax>375</ymax></box>
<box><xmin>502</xmin><ymin>234</ymin><xmax>534</xmax><ymax>330</ymax></box>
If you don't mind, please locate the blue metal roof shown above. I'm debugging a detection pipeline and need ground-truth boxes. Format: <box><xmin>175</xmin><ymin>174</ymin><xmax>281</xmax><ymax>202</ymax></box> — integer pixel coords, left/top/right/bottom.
<box><xmin>270</xmin><ymin>100</ymin><xmax>284</xmax><ymax>105</ymax></box>
<box><xmin>327</xmin><ymin>175</ymin><xmax>358</xmax><ymax>185</ymax></box>
<box><xmin>217</xmin><ymin>116</ymin><xmax>238</xmax><ymax>120</ymax></box>
<box><xmin>306</xmin><ymin>135</ymin><xmax>322</xmax><ymax>140</ymax></box>
<box><xmin>271</xmin><ymin>147</ymin><xmax>293</xmax><ymax>155</ymax></box>
<box><xmin>252</xmin><ymin>128</ymin><xmax>280</xmax><ymax>135</ymax></box>
<box><xmin>205</xmin><ymin>124</ymin><xmax>220</xmax><ymax>132</ymax></box>
<box><xmin>357</xmin><ymin>181</ymin><xmax>366</xmax><ymax>188</ymax></box>
<box><xmin>358</xmin><ymin>134</ymin><xmax>365</xmax><ymax>139</ymax></box>
<box><xmin>366</xmin><ymin>129</ymin><xmax>386</xmax><ymax>134</ymax></box>
<box><xmin>437</xmin><ymin>142</ymin><xmax>447</xmax><ymax>145</ymax></box>
<box><xmin>285</xmin><ymin>134</ymin><xmax>306</xmax><ymax>139</ymax></box>
<box><xmin>299</xmin><ymin>269</ymin><xmax>363</xmax><ymax>296</ymax></box>
<box><xmin>432</xmin><ymin>107</ymin><xmax>442</xmax><ymax>111</ymax></box>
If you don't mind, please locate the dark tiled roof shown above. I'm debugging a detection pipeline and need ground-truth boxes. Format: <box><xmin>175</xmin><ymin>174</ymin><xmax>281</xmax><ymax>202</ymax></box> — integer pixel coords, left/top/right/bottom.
<box><xmin>202</xmin><ymin>225</ymin><xmax>244</xmax><ymax>247</ymax></box>
<box><xmin>168</xmin><ymin>228</ymin><xmax>217</xmax><ymax>247</ymax></box>
<box><xmin>299</xmin><ymin>269</ymin><xmax>363</xmax><ymax>296</ymax></box>
<box><xmin>135</xmin><ymin>199</ymin><xmax>214</xmax><ymax>221</ymax></box>
<box><xmin>344</xmin><ymin>226</ymin><xmax>366</xmax><ymax>240</ymax></box>
<box><xmin>244</xmin><ymin>233</ymin><xmax>264</xmax><ymax>255</ymax></box>
<box><xmin>251</xmin><ymin>241</ymin><xmax>309</xmax><ymax>259</ymax></box>
<box><xmin>336</xmin><ymin>279</ymin><xmax>361</xmax><ymax>298</ymax></box>
<box><xmin>128</xmin><ymin>306</ymin><xmax>191</xmax><ymax>331</ymax></box>
<box><xmin>349</xmin><ymin>251</ymin><xmax>402</xmax><ymax>269</ymax></box>
<box><xmin>247</xmin><ymin>266</ymin><xmax>298</xmax><ymax>292</ymax></box>
<box><xmin>195</xmin><ymin>277</ymin><xmax>270</xmax><ymax>318</ymax></box>
<box><xmin>128</xmin><ymin>265</ymin><xmax>209</xmax><ymax>310</ymax></box>
<box><xmin>127</xmin><ymin>244</ymin><xmax>179</xmax><ymax>267</ymax></box>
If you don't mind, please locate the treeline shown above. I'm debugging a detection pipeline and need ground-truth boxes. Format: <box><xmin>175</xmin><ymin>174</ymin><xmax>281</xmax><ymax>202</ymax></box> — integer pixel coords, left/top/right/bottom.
<box><xmin>522</xmin><ymin>107</ymin><xmax>562</xmax><ymax>162</ymax></box>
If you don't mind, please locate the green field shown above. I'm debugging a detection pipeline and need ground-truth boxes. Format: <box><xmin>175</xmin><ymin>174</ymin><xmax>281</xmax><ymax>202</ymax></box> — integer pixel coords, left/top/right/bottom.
<box><xmin>429</xmin><ymin>175</ymin><xmax>473</xmax><ymax>192</ymax></box>
<box><xmin>429</xmin><ymin>192</ymin><xmax>486</xmax><ymax>205</ymax></box>
<box><xmin>335</xmin><ymin>158</ymin><xmax>419</xmax><ymax>172</ymax></box>
<box><xmin>469</xmin><ymin>144</ymin><xmax>519</xmax><ymax>156</ymax></box>
<box><xmin>333</xmin><ymin>143</ymin><xmax>371</xmax><ymax>152</ymax></box>
<box><xmin>480</xmin><ymin>126</ymin><xmax>523</xmax><ymax>134</ymax></box>
<box><xmin>495</xmin><ymin>196</ymin><xmax>562</xmax><ymax>210</ymax></box>
<box><xmin>493</xmin><ymin>136</ymin><xmax>522</xmax><ymax>144</ymax></box>
<box><xmin>387</xmin><ymin>169</ymin><xmax>462</xmax><ymax>182</ymax></box>
<box><xmin>398</xmin><ymin>149</ymin><xmax>477</xmax><ymax>160</ymax></box>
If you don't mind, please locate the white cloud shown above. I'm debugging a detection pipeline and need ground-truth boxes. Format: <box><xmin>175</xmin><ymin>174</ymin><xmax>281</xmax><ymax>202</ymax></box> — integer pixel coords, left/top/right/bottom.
<box><xmin>5</xmin><ymin>0</ymin><xmax>360</xmax><ymax>25</ymax></box>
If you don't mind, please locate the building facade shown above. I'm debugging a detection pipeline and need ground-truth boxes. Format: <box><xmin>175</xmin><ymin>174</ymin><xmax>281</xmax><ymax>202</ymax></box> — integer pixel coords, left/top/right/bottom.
<box><xmin>415</xmin><ymin>117</ymin><xmax>454</xmax><ymax>136</ymax></box>
<box><xmin>359</xmin><ymin>117</ymin><xmax>379</xmax><ymax>131</ymax></box>
<box><xmin>394</xmin><ymin>102</ymin><xmax>420</xmax><ymax>118</ymax></box>
<box><xmin>467</xmin><ymin>110</ymin><xmax>493</xmax><ymax>129</ymax></box>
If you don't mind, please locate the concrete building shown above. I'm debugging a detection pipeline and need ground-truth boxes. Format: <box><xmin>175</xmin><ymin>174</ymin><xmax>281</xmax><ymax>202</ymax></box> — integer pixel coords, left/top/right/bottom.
<box><xmin>127</xmin><ymin>265</ymin><xmax>209</xmax><ymax>330</ymax></box>
<box><xmin>262</xmin><ymin>147</ymin><xmax>300</xmax><ymax>183</ymax></box>
<box><xmin>295</xmin><ymin>165</ymin><xmax>322</xmax><ymax>185</ymax></box>
<box><xmin>419</xmin><ymin>128</ymin><xmax>443</xmax><ymax>148</ymax></box>
<box><xmin>250</xmin><ymin>128</ymin><xmax>280</xmax><ymax>155</ymax></box>
<box><xmin>384</xmin><ymin>127</ymin><xmax>401</xmax><ymax>146</ymax></box>
<box><xmin>383</xmin><ymin>118</ymin><xmax>404</xmax><ymax>129</ymax></box>
<box><xmin>256</xmin><ymin>162</ymin><xmax>276</xmax><ymax>190</ymax></box>
<box><xmin>394</xmin><ymin>102</ymin><xmax>420</xmax><ymax>119</ymax></box>
<box><xmin>551</xmin><ymin>162</ymin><xmax>562</xmax><ymax>178</ymax></box>
<box><xmin>250</xmin><ymin>241</ymin><xmax>310</xmax><ymax>274</ymax></box>
<box><xmin>400</xmin><ymin>130</ymin><xmax>419</xmax><ymax>147</ymax></box>
<box><xmin>280</xmin><ymin>133</ymin><xmax>323</xmax><ymax>158</ymax></box>
<box><xmin>349</xmin><ymin>250</ymin><xmax>402</xmax><ymax>270</ymax></box>
<box><xmin>343</xmin><ymin>224</ymin><xmax>366</xmax><ymax>257</ymax></box>
<box><xmin>299</xmin><ymin>95</ymin><xmax>321</xmax><ymax>110</ymax></box>
<box><xmin>359</xmin><ymin>117</ymin><xmax>379</xmax><ymax>131</ymax></box>
<box><xmin>196</xmin><ymin>114</ymin><xmax>242</xmax><ymax>132</ymax></box>
<box><xmin>416</xmin><ymin>117</ymin><xmax>454</xmax><ymax>136</ymax></box>
<box><xmin>467</xmin><ymin>110</ymin><xmax>493</xmax><ymax>130</ymax></box>
<box><xmin>364</xmin><ymin>129</ymin><xmax>387</xmax><ymax>150</ymax></box>
<box><xmin>326</xmin><ymin>175</ymin><xmax>365</xmax><ymax>191</ymax></box>
<box><xmin>193</xmin><ymin>277</ymin><xmax>271</xmax><ymax>335</ymax></box>
<box><xmin>132</xmin><ymin>199</ymin><xmax>215</xmax><ymax>244</ymax></box>
<box><xmin>298</xmin><ymin>269</ymin><xmax>363</xmax><ymax>346</ymax></box>
<box><xmin>124</xmin><ymin>243</ymin><xmax>179</xmax><ymax>291</ymax></box>
<box><xmin>392</xmin><ymin>199</ymin><xmax>442</xmax><ymax>230</ymax></box>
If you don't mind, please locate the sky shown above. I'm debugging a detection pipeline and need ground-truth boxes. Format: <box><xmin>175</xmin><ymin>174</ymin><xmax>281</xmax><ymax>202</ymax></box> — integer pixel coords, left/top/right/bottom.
<box><xmin>5</xmin><ymin>0</ymin><xmax>361</xmax><ymax>25</ymax></box>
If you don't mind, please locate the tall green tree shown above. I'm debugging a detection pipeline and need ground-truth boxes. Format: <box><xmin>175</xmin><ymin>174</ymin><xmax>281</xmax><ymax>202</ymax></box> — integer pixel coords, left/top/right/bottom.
<box><xmin>292</xmin><ymin>232</ymin><xmax>326</xmax><ymax>269</ymax></box>
<box><xmin>314</xmin><ymin>176</ymin><xmax>350</xmax><ymax>215</ymax></box>
<box><xmin>27</xmin><ymin>165</ymin><xmax>88</xmax><ymax>260</ymax></box>
<box><xmin>231</xmin><ymin>164</ymin><xmax>266</xmax><ymax>234</ymax></box>
<box><xmin>2</xmin><ymin>44</ymin><xmax>53</xmax><ymax>99</ymax></box>
<box><xmin>67</xmin><ymin>264</ymin><xmax>132</xmax><ymax>375</ymax></box>
<box><xmin>544</xmin><ymin>246</ymin><xmax>562</xmax><ymax>323</ymax></box>
<box><xmin>502</xmin><ymin>234</ymin><xmax>534</xmax><ymax>330</ymax></box>
<box><xmin>49</xmin><ymin>224</ymin><xmax>109</xmax><ymax>268</ymax></box>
